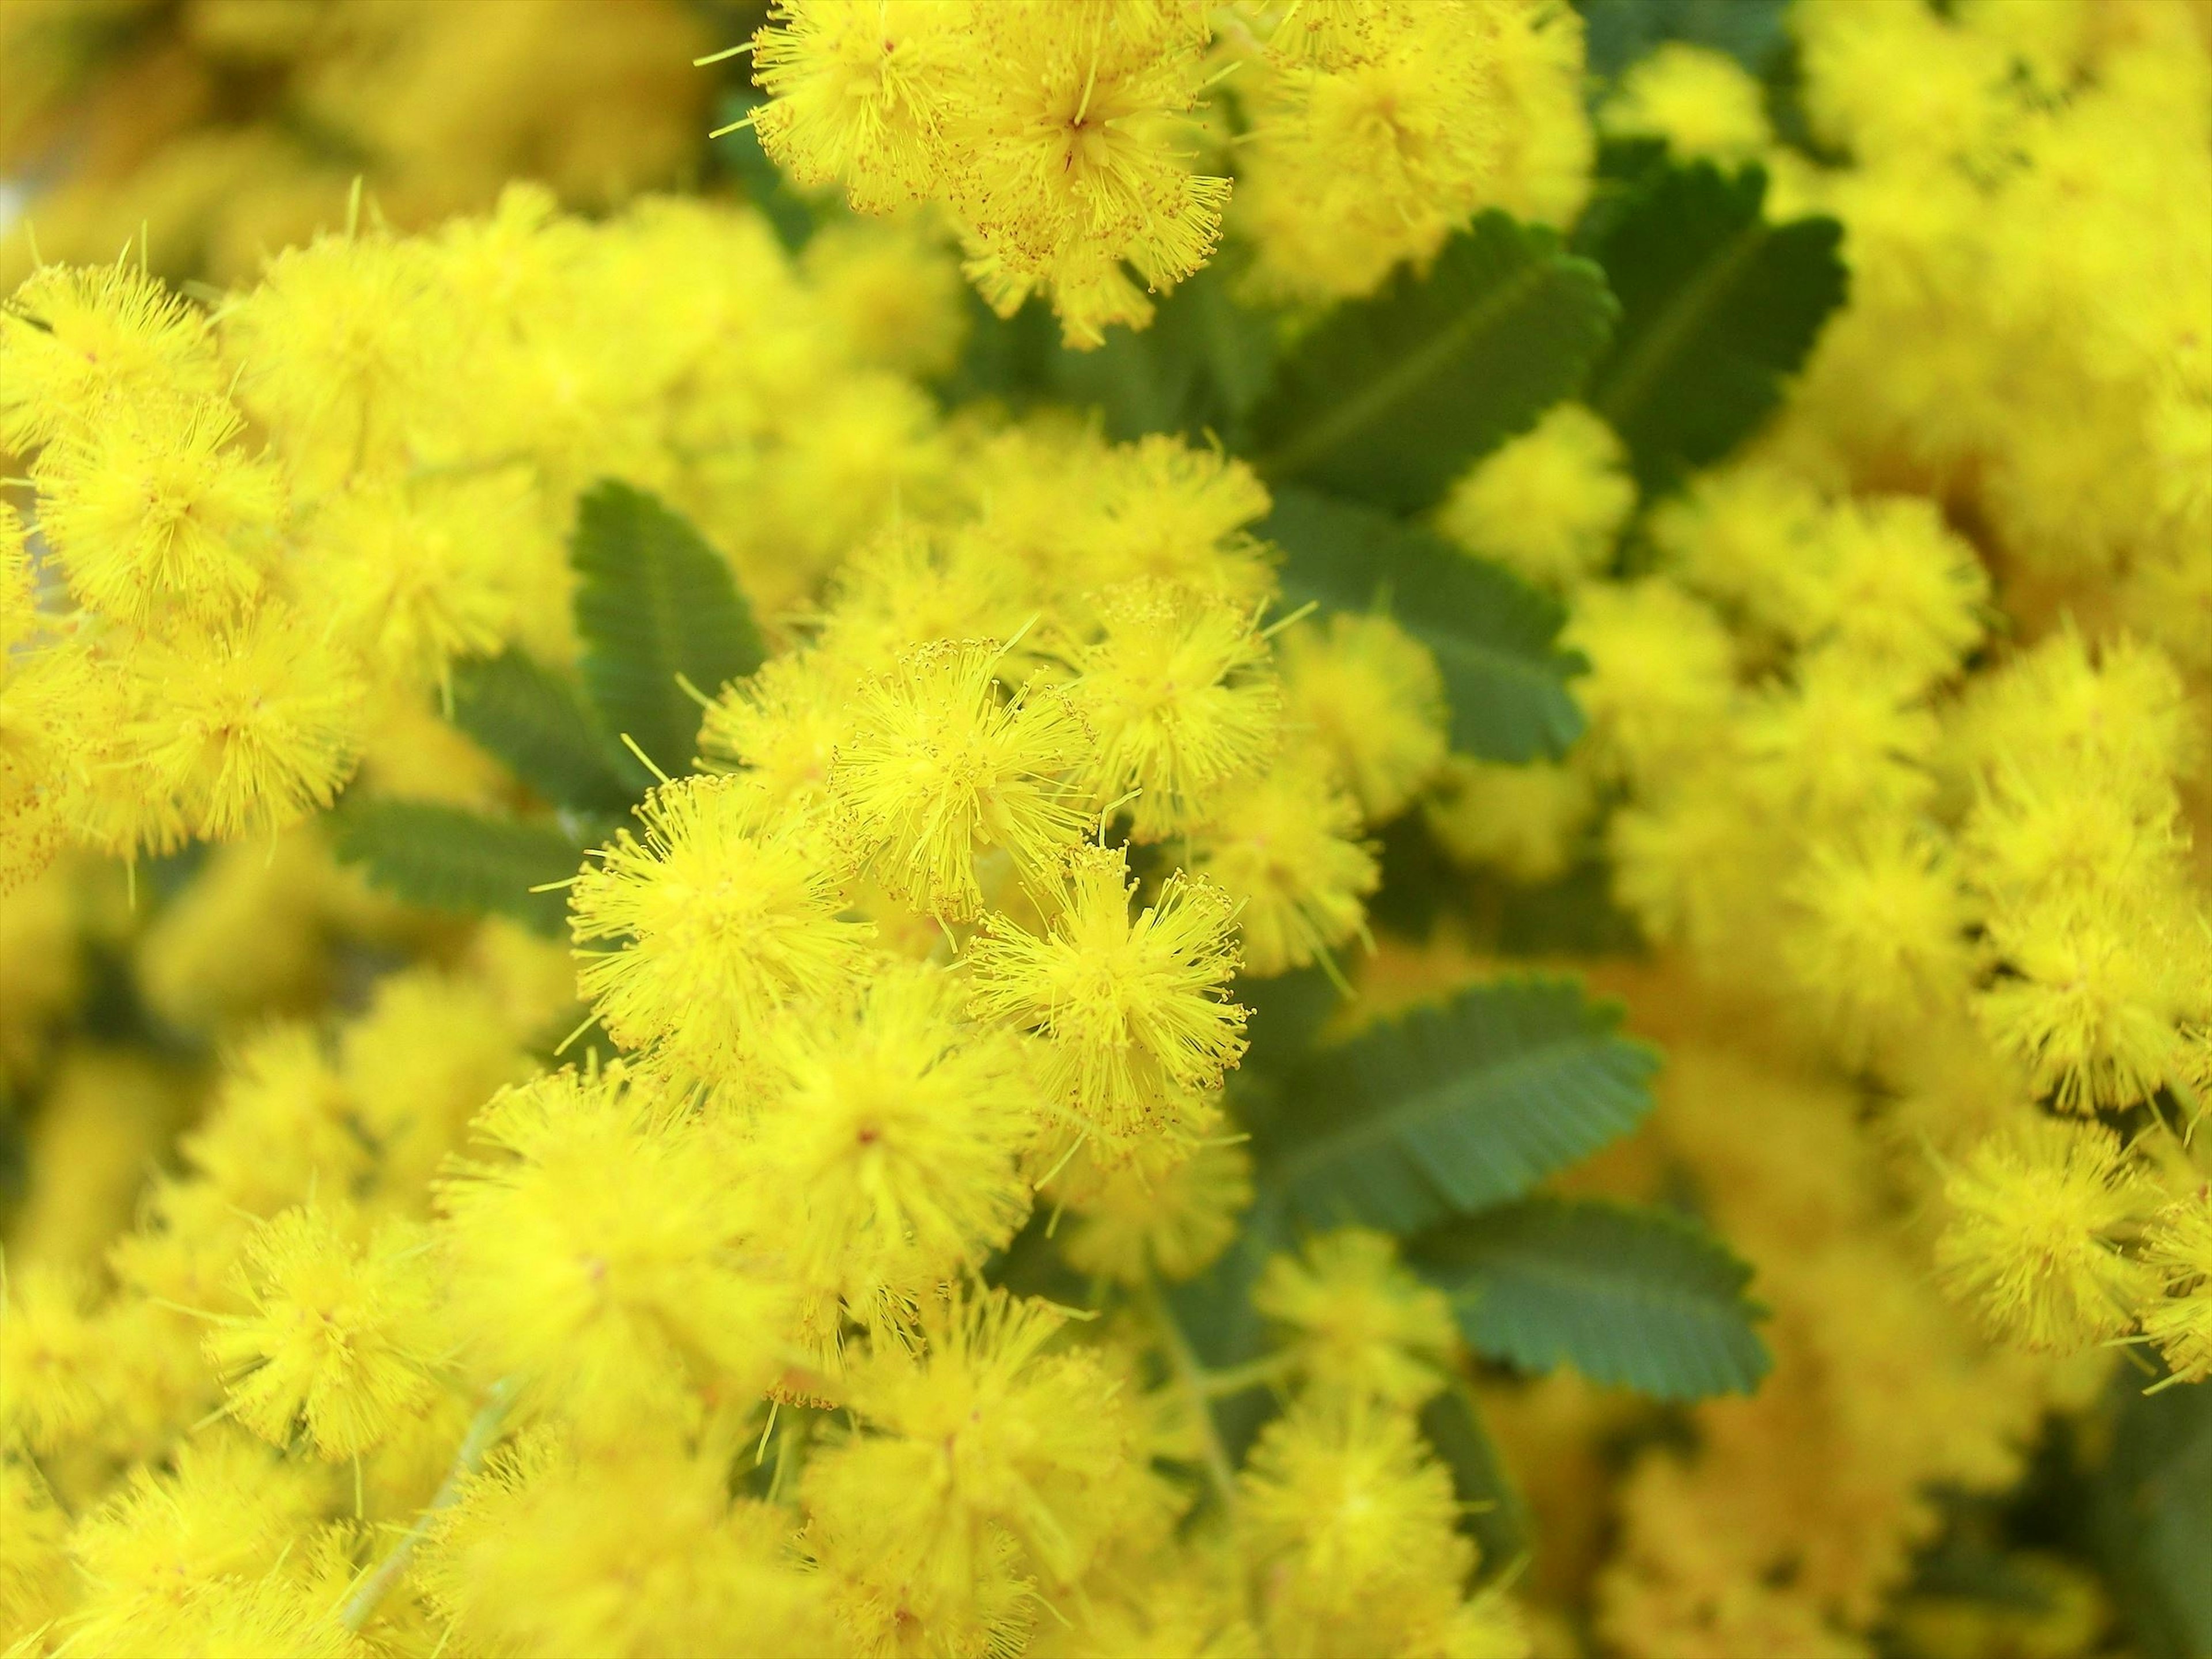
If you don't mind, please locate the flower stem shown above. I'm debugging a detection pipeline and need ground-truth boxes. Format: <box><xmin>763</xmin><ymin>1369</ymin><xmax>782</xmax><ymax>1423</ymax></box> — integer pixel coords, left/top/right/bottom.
<box><xmin>1139</xmin><ymin>1279</ymin><xmax>1240</xmax><ymax>1522</ymax></box>
<box><xmin>340</xmin><ymin>1378</ymin><xmax>515</xmax><ymax>1633</ymax></box>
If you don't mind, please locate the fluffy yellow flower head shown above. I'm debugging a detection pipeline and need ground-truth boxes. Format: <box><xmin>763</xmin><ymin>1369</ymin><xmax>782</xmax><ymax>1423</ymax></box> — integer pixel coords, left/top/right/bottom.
<box><xmin>1061</xmin><ymin>1134</ymin><xmax>1253</xmax><ymax>1285</ymax></box>
<box><xmin>1256</xmin><ymin>1228</ymin><xmax>1459</xmax><ymax>1408</ymax></box>
<box><xmin>570</xmin><ymin>774</ymin><xmax>875</xmax><ymax>1073</ymax></box>
<box><xmin>1278</xmin><ymin>612</ymin><xmax>1449</xmax><ymax>824</ymax></box>
<box><xmin>34</xmin><ymin>396</ymin><xmax>285</xmax><ymax>627</ymax></box>
<box><xmin>1600</xmin><ymin>42</ymin><xmax>1774</xmax><ymax>164</ymax></box>
<box><xmin>0</xmin><ymin>260</ymin><xmax>219</xmax><ymax>450</ymax></box>
<box><xmin>967</xmin><ymin>842</ymin><xmax>1246</xmax><ymax>1156</ymax></box>
<box><xmin>438</xmin><ymin>1067</ymin><xmax>792</xmax><ymax>1421</ymax></box>
<box><xmin>1936</xmin><ymin>1118</ymin><xmax>2154</xmax><ymax>1353</ymax></box>
<box><xmin>749</xmin><ymin>964</ymin><xmax>1039</xmax><ymax>1312</ymax></box>
<box><xmin>831</xmin><ymin>638</ymin><xmax>1092</xmax><ymax>921</ymax></box>
<box><xmin>1438</xmin><ymin>403</ymin><xmax>1636</xmax><ymax>591</ymax></box>
<box><xmin>1066</xmin><ymin>579</ymin><xmax>1282</xmax><ymax>840</ymax></box>
<box><xmin>424</xmin><ymin>1431</ymin><xmax>834</xmax><ymax>1659</ymax></box>
<box><xmin>1241</xmin><ymin>1395</ymin><xmax>1473</xmax><ymax>1638</ymax></box>
<box><xmin>205</xmin><ymin>1201</ymin><xmax>443</xmax><ymax>1460</ymax></box>
<box><xmin>1187</xmin><ymin>752</ymin><xmax>1379</xmax><ymax>978</ymax></box>
<box><xmin>804</xmin><ymin>1289</ymin><xmax>1146</xmax><ymax>1616</ymax></box>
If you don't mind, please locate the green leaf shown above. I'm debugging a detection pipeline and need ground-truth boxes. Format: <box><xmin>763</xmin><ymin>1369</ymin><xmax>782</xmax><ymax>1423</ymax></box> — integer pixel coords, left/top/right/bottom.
<box><xmin>2090</xmin><ymin>1369</ymin><xmax>2212</xmax><ymax>1659</ymax></box>
<box><xmin>1410</xmin><ymin>1198</ymin><xmax>1771</xmax><ymax>1400</ymax></box>
<box><xmin>331</xmin><ymin>800</ymin><xmax>581</xmax><ymax>937</ymax></box>
<box><xmin>1047</xmin><ymin>263</ymin><xmax>1280</xmax><ymax>447</ymax></box>
<box><xmin>450</xmin><ymin>651</ymin><xmax>639</xmax><ymax>819</ymax></box>
<box><xmin>1263</xmin><ymin>489</ymin><xmax>1586</xmax><ymax>763</ymax></box>
<box><xmin>1250</xmin><ymin>212</ymin><xmax>1618</xmax><ymax>513</ymax></box>
<box><xmin>1585</xmin><ymin>162</ymin><xmax>1846</xmax><ymax>489</ymax></box>
<box><xmin>1252</xmin><ymin>978</ymin><xmax>1657</xmax><ymax>1236</ymax></box>
<box><xmin>1578</xmin><ymin>0</ymin><xmax>1793</xmax><ymax>81</ymax></box>
<box><xmin>1419</xmin><ymin>1383</ymin><xmax>1533</xmax><ymax>1584</ymax></box>
<box><xmin>570</xmin><ymin>480</ymin><xmax>764</xmax><ymax>785</ymax></box>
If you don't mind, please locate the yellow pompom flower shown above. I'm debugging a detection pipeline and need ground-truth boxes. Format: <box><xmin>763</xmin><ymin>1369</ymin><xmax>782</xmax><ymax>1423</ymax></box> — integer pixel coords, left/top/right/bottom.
<box><xmin>59</xmin><ymin>1432</ymin><xmax>346</xmax><ymax>1658</ymax></box>
<box><xmin>1060</xmin><ymin>435</ymin><xmax>1278</xmax><ymax>601</ymax></box>
<box><xmin>749</xmin><ymin>964</ymin><xmax>1039</xmax><ymax>1312</ymax></box>
<box><xmin>1278</xmin><ymin>613</ymin><xmax>1449</xmax><ymax>824</ymax></box>
<box><xmin>438</xmin><ymin>1067</ymin><xmax>792</xmax><ymax>1421</ymax></box>
<box><xmin>955</xmin><ymin>0</ymin><xmax>1231</xmax><ymax>347</ymax></box>
<box><xmin>1563</xmin><ymin>577</ymin><xmax>1737</xmax><ymax>785</ymax></box>
<box><xmin>0</xmin><ymin>1265</ymin><xmax>104</xmax><ymax>1454</ymax></box>
<box><xmin>1438</xmin><ymin>404</ymin><xmax>1636</xmax><ymax>591</ymax></box>
<box><xmin>0</xmin><ymin>1454</ymin><xmax>71</xmax><ymax>1635</ymax></box>
<box><xmin>804</xmin><ymin>1289</ymin><xmax>1146</xmax><ymax>1612</ymax></box>
<box><xmin>1785</xmin><ymin>495</ymin><xmax>1989</xmax><ymax>692</ymax></box>
<box><xmin>423</xmin><ymin>1431</ymin><xmax>835</xmax><ymax>1659</ymax></box>
<box><xmin>1425</xmin><ymin>754</ymin><xmax>1596</xmax><ymax>885</ymax></box>
<box><xmin>0</xmin><ymin>259</ymin><xmax>220</xmax><ymax>450</ymax></box>
<box><xmin>1066</xmin><ymin>579</ymin><xmax>1282</xmax><ymax>840</ymax></box>
<box><xmin>1</xmin><ymin>501</ymin><xmax>36</xmax><ymax>653</ymax></box>
<box><xmin>301</xmin><ymin>473</ymin><xmax>527</xmax><ymax>690</ymax></box>
<box><xmin>33</xmin><ymin>396</ymin><xmax>285</xmax><ymax>626</ymax></box>
<box><xmin>220</xmin><ymin>232</ymin><xmax>449</xmax><ymax>487</ymax></box>
<box><xmin>699</xmin><ymin>650</ymin><xmax>848</xmax><ymax>823</ymax></box>
<box><xmin>1241</xmin><ymin>1395</ymin><xmax>1473</xmax><ymax>1645</ymax></box>
<box><xmin>1255</xmin><ymin>1228</ymin><xmax>1458</xmax><ymax>1408</ymax></box>
<box><xmin>570</xmin><ymin>774</ymin><xmax>874</xmax><ymax>1074</ymax></box>
<box><xmin>1936</xmin><ymin>1118</ymin><xmax>2155</xmax><ymax>1353</ymax></box>
<box><xmin>1186</xmin><ymin>751</ymin><xmax>1378</xmax><ymax>978</ymax></box>
<box><xmin>967</xmin><ymin>842</ymin><xmax>1246</xmax><ymax>1154</ymax></box>
<box><xmin>1975</xmin><ymin>896</ymin><xmax>2198</xmax><ymax>1112</ymax></box>
<box><xmin>1061</xmin><ymin>1135</ymin><xmax>1254</xmax><ymax>1285</ymax></box>
<box><xmin>124</xmin><ymin>604</ymin><xmax>364</xmax><ymax>843</ymax></box>
<box><xmin>1737</xmin><ymin>649</ymin><xmax>1940</xmax><ymax>824</ymax></box>
<box><xmin>204</xmin><ymin>1201</ymin><xmax>443</xmax><ymax>1461</ymax></box>
<box><xmin>831</xmin><ymin>638</ymin><xmax>1091</xmax><ymax>921</ymax></box>
<box><xmin>1237</xmin><ymin>0</ymin><xmax>1593</xmax><ymax>301</ymax></box>
<box><xmin>2141</xmin><ymin>1196</ymin><xmax>2212</xmax><ymax>1385</ymax></box>
<box><xmin>748</xmin><ymin>0</ymin><xmax>969</xmax><ymax>214</ymax></box>
<box><xmin>1599</xmin><ymin>42</ymin><xmax>1774</xmax><ymax>164</ymax></box>
<box><xmin>1782</xmin><ymin>827</ymin><xmax>1974</xmax><ymax>1058</ymax></box>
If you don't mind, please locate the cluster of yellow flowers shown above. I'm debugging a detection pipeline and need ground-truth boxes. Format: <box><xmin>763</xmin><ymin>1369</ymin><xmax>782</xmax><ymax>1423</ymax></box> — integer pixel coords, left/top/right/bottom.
<box><xmin>1410</xmin><ymin>3</ymin><xmax>2210</xmax><ymax>1652</ymax></box>
<box><xmin>745</xmin><ymin>0</ymin><xmax>1588</xmax><ymax>340</ymax></box>
<box><xmin>0</xmin><ymin>180</ymin><xmax>1520</xmax><ymax>1659</ymax></box>
<box><xmin>5</xmin><ymin>0</ymin><xmax>2211</xmax><ymax>1655</ymax></box>
<box><xmin>0</xmin><ymin>0</ymin><xmax>711</xmax><ymax>290</ymax></box>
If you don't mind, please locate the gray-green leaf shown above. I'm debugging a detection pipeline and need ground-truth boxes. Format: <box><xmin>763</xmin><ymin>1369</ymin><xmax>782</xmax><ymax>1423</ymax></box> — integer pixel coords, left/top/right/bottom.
<box><xmin>1263</xmin><ymin>489</ymin><xmax>1586</xmax><ymax>763</ymax></box>
<box><xmin>1411</xmin><ymin>1198</ymin><xmax>1772</xmax><ymax>1400</ymax></box>
<box><xmin>570</xmin><ymin>480</ymin><xmax>763</xmax><ymax>786</ymax></box>
<box><xmin>1251</xmin><ymin>213</ymin><xmax>1618</xmax><ymax>513</ymax></box>
<box><xmin>450</xmin><ymin>650</ymin><xmax>639</xmax><ymax>819</ymax></box>
<box><xmin>1585</xmin><ymin>161</ymin><xmax>1846</xmax><ymax>489</ymax></box>
<box><xmin>331</xmin><ymin>800</ymin><xmax>582</xmax><ymax>937</ymax></box>
<box><xmin>1253</xmin><ymin>978</ymin><xmax>1657</xmax><ymax>1236</ymax></box>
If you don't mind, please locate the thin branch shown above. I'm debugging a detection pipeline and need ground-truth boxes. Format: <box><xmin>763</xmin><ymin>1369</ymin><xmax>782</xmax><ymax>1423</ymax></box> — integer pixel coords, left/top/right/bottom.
<box><xmin>340</xmin><ymin>1379</ymin><xmax>516</xmax><ymax>1633</ymax></box>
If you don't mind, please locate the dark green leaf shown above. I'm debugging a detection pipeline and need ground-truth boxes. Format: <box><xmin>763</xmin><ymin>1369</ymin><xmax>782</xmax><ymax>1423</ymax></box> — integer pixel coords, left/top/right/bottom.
<box><xmin>1586</xmin><ymin>162</ymin><xmax>1846</xmax><ymax>489</ymax></box>
<box><xmin>1047</xmin><ymin>262</ymin><xmax>1281</xmax><ymax>447</ymax></box>
<box><xmin>450</xmin><ymin>651</ymin><xmax>639</xmax><ymax>818</ymax></box>
<box><xmin>1410</xmin><ymin>1198</ymin><xmax>1771</xmax><ymax>1400</ymax></box>
<box><xmin>1233</xmin><ymin>965</ymin><xmax>1343</xmax><ymax>1081</ymax></box>
<box><xmin>1578</xmin><ymin>0</ymin><xmax>1793</xmax><ymax>81</ymax></box>
<box><xmin>1251</xmin><ymin>213</ymin><xmax>1617</xmax><ymax>513</ymax></box>
<box><xmin>2090</xmin><ymin>1369</ymin><xmax>2212</xmax><ymax>1658</ymax></box>
<box><xmin>331</xmin><ymin>800</ymin><xmax>581</xmax><ymax>936</ymax></box>
<box><xmin>1253</xmin><ymin>978</ymin><xmax>1657</xmax><ymax>1235</ymax></box>
<box><xmin>570</xmin><ymin>480</ymin><xmax>764</xmax><ymax>785</ymax></box>
<box><xmin>1263</xmin><ymin>489</ymin><xmax>1586</xmax><ymax>762</ymax></box>
<box><xmin>1419</xmin><ymin>1383</ymin><xmax>1533</xmax><ymax>1583</ymax></box>
<box><xmin>1165</xmin><ymin>1203</ymin><xmax>1287</xmax><ymax>1464</ymax></box>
